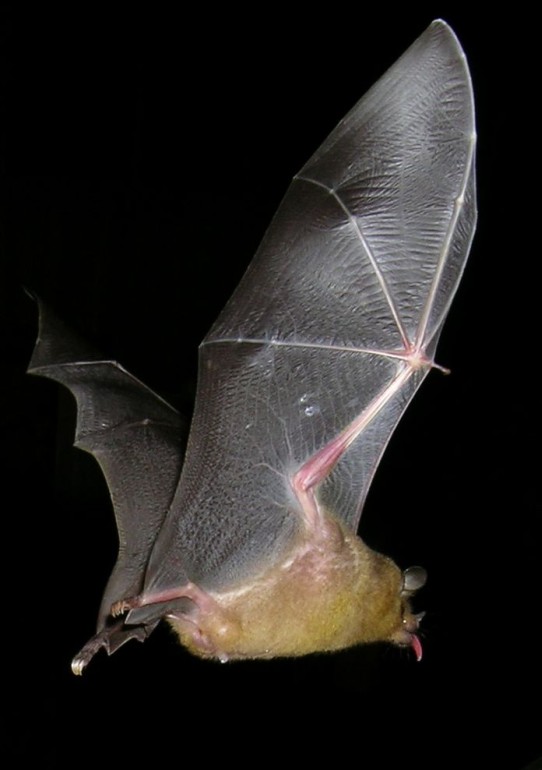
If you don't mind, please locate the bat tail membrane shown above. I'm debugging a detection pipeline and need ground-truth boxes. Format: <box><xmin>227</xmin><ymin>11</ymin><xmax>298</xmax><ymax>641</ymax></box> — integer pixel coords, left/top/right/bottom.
<box><xmin>28</xmin><ymin>300</ymin><xmax>187</xmax><ymax>673</ymax></box>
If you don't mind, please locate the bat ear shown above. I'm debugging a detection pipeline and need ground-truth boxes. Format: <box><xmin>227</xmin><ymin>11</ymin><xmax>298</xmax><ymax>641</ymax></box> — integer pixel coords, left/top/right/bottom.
<box><xmin>401</xmin><ymin>565</ymin><xmax>427</xmax><ymax>596</ymax></box>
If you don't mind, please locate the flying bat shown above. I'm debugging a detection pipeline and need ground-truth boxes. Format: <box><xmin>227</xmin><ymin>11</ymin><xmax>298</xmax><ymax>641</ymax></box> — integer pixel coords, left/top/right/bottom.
<box><xmin>29</xmin><ymin>19</ymin><xmax>476</xmax><ymax>674</ymax></box>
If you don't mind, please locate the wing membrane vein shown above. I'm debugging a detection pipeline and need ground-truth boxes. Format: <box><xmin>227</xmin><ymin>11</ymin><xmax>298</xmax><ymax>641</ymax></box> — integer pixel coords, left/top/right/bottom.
<box><xmin>203</xmin><ymin>336</ymin><xmax>414</xmax><ymax>363</ymax></box>
<box><xmin>417</xmin><ymin>133</ymin><xmax>476</xmax><ymax>350</ymax></box>
<box><xmin>296</xmin><ymin>174</ymin><xmax>410</xmax><ymax>350</ymax></box>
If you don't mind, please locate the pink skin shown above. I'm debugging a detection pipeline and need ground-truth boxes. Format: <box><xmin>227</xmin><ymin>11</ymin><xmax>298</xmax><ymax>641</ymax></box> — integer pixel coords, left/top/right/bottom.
<box><xmin>111</xmin><ymin>582</ymin><xmax>218</xmax><ymax>617</ymax></box>
<box><xmin>411</xmin><ymin>634</ymin><xmax>423</xmax><ymax>662</ymax></box>
<box><xmin>292</xmin><ymin>365</ymin><xmax>416</xmax><ymax>530</ymax></box>
<box><xmin>111</xmin><ymin>372</ymin><xmax>428</xmax><ymax>659</ymax></box>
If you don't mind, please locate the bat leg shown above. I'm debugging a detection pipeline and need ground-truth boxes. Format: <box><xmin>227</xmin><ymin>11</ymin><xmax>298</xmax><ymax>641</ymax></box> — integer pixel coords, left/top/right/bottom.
<box><xmin>116</xmin><ymin>584</ymin><xmax>243</xmax><ymax>662</ymax></box>
<box><xmin>78</xmin><ymin>586</ymin><xmax>230</xmax><ymax>669</ymax></box>
<box><xmin>112</xmin><ymin>582</ymin><xmax>222</xmax><ymax>620</ymax></box>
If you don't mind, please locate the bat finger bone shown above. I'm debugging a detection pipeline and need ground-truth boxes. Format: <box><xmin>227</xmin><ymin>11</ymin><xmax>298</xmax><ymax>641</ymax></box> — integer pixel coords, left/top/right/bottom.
<box><xmin>402</xmin><ymin>345</ymin><xmax>450</xmax><ymax>375</ymax></box>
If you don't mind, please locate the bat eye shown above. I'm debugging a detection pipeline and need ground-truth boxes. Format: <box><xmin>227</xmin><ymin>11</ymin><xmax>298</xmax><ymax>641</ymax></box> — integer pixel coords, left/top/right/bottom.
<box><xmin>401</xmin><ymin>565</ymin><xmax>427</xmax><ymax>595</ymax></box>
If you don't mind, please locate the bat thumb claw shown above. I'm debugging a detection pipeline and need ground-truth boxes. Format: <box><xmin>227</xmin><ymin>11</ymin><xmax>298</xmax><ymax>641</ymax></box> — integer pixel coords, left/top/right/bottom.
<box><xmin>111</xmin><ymin>598</ymin><xmax>134</xmax><ymax>617</ymax></box>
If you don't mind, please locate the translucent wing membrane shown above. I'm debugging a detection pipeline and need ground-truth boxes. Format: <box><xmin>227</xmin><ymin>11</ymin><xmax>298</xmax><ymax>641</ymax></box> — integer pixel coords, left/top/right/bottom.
<box><xmin>29</xmin><ymin>21</ymin><xmax>476</xmax><ymax>669</ymax></box>
<box><xmin>28</xmin><ymin>303</ymin><xmax>186</xmax><ymax>664</ymax></box>
<box><xmin>145</xmin><ymin>21</ymin><xmax>476</xmax><ymax>592</ymax></box>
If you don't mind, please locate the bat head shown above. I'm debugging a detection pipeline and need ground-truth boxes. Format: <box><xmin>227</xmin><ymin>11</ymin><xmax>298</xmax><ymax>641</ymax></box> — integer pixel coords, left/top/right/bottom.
<box><xmin>390</xmin><ymin>565</ymin><xmax>427</xmax><ymax>660</ymax></box>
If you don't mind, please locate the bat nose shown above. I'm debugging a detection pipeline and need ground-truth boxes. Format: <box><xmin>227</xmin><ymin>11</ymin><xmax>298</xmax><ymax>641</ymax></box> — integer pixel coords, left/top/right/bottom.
<box><xmin>403</xmin><ymin>611</ymin><xmax>424</xmax><ymax>634</ymax></box>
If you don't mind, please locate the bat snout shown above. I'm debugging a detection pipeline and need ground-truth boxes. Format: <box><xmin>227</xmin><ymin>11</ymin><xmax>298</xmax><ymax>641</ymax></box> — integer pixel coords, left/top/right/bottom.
<box><xmin>392</xmin><ymin>609</ymin><xmax>425</xmax><ymax>661</ymax></box>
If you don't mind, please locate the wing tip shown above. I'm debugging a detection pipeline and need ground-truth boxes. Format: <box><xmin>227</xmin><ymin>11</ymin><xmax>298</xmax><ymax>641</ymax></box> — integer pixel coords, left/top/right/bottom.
<box><xmin>424</xmin><ymin>18</ymin><xmax>472</xmax><ymax>67</ymax></box>
<box><xmin>424</xmin><ymin>18</ymin><xmax>476</xmax><ymax>135</ymax></box>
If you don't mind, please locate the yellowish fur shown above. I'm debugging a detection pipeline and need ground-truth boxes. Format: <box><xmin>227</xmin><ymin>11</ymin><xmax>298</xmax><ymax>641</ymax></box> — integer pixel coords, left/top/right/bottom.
<box><xmin>168</xmin><ymin>514</ymin><xmax>412</xmax><ymax>661</ymax></box>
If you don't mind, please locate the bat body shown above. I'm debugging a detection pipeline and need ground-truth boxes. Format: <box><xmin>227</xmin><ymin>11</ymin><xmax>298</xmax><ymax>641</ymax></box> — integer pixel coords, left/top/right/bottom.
<box><xmin>29</xmin><ymin>20</ymin><xmax>476</xmax><ymax>673</ymax></box>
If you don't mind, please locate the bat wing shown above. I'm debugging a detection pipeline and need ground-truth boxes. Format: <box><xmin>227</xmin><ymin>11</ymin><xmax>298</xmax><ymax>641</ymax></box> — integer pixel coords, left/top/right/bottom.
<box><xmin>143</xmin><ymin>20</ymin><xmax>476</xmax><ymax>598</ymax></box>
<box><xmin>29</xmin><ymin>20</ymin><xmax>476</xmax><ymax>669</ymax></box>
<box><xmin>28</xmin><ymin>302</ymin><xmax>186</xmax><ymax>670</ymax></box>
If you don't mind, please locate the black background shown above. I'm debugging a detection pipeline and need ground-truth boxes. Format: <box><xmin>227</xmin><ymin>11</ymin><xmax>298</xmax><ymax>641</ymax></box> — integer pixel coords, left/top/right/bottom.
<box><xmin>1</xmin><ymin>5</ymin><xmax>539</xmax><ymax>768</ymax></box>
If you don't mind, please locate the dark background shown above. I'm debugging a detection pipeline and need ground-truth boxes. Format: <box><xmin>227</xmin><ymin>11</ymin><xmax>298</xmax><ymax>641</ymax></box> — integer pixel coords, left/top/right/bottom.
<box><xmin>1</xmin><ymin>5</ymin><xmax>539</xmax><ymax>768</ymax></box>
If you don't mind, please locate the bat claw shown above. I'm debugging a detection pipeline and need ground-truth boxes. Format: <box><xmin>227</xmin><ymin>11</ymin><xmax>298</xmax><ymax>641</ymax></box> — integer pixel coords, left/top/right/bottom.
<box><xmin>71</xmin><ymin>653</ymin><xmax>88</xmax><ymax>676</ymax></box>
<box><xmin>71</xmin><ymin>631</ymin><xmax>112</xmax><ymax>675</ymax></box>
<box><xmin>111</xmin><ymin>598</ymin><xmax>135</xmax><ymax>617</ymax></box>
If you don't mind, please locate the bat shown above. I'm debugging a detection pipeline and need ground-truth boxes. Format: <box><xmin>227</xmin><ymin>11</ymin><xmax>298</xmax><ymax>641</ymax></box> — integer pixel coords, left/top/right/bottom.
<box><xmin>29</xmin><ymin>19</ymin><xmax>476</xmax><ymax>675</ymax></box>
